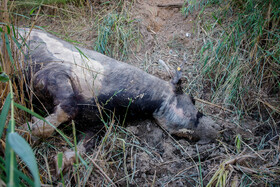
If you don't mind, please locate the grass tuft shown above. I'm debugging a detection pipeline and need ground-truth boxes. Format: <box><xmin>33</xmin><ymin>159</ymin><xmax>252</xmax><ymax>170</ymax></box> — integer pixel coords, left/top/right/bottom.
<box><xmin>187</xmin><ymin>0</ymin><xmax>280</xmax><ymax>121</ymax></box>
<box><xmin>94</xmin><ymin>1</ymin><xmax>141</xmax><ymax>61</ymax></box>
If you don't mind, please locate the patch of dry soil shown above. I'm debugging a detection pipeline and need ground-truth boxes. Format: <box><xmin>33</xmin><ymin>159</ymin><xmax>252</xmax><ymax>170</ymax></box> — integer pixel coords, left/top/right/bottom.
<box><xmin>127</xmin><ymin>0</ymin><xmax>198</xmax><ymax>81</ymax></box>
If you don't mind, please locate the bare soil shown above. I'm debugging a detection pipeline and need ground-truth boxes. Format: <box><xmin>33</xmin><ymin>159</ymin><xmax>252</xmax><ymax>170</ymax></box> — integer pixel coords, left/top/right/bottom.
<box><xmin>18</xmin><ymin>0</ymin><xmax>280</xmax><ymax>186</ymax></box>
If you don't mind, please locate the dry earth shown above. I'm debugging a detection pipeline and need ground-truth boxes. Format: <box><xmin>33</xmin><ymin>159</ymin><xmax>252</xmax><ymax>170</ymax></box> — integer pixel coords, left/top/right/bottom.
<box><xmin>17</xmin><ymin>0</ymin><xmax>280</xmax><ymax>186</ymax></box>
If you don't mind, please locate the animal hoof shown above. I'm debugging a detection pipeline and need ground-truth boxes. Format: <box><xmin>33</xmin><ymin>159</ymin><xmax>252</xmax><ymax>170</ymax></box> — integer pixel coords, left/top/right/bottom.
<box><xmin>54</xmin><ymin>145</ymin><xmax>86</xmax><ymax>177</ymax></box>
<box><xmin>55</xmin><ymin>149</ymin><xmax>76</xmax><ymax>177</ymax></box>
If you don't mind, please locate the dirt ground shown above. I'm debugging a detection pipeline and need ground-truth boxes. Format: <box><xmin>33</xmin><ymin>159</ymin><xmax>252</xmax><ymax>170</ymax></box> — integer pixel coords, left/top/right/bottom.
<box><xmin>18</xmin><ymin>0</ymin><xmax>280</xmax><ymax>186</ymax></box>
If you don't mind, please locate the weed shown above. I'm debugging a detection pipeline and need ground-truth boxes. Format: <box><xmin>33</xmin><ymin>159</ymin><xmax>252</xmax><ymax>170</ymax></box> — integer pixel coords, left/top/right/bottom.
<box><xmin>94</xmin><ymin>1</ymin><xmax>141</xmax><ymax>61</ymax></box>
<box><xmin>181</xmin><ymin>0</ymin><xmax>222</xmax><ymax>17</ymax></box>
<box><xmin>187</xmin><ymin>0</ymin><xmax>280</xmax><ymax>121</ymax></box>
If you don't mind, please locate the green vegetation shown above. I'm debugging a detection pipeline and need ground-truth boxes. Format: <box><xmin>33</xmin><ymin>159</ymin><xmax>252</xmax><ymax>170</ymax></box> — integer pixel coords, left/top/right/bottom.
<box><xmin>0</xmin><ymin>66</ymin><xmax>40</xmax><ymax>186</ymax></box>
<box><xmin>184</xmin><ymin>0</ymin><xmax>280</xmax><ymax>120</ymax></box>
<box><xmin>94</xmin><ymin>10</ymin><xmax>141</xmax><ymax>61</ymax></box>
<box><xmin>12</xmin><ymin>0</ymin><xmax>140</xmax><ymax>61</ymax></box>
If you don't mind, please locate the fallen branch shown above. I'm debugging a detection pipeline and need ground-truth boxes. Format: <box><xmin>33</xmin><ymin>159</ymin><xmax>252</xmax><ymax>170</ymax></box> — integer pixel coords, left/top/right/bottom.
<box><xmin>257</xmin><ymin>98</ymin><xmax>280</xmax><ymax>114</ymax></box>
<box><xmin>157</xmin><ymin>3</ymin><xmax>184</xmax><ymax>8</ymax></box>
<box><xmin>194</xmin><ymin>97</ymin><xmax>234</xmax><ymax>113</ymax></box>
<box><xmin>88</xmin><ymin>156</ymin><xmax>116</xmax><ymax>187</ymax></box>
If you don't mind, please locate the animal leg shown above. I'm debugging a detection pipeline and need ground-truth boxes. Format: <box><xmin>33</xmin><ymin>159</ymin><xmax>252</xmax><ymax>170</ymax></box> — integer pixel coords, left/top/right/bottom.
<box><xmin>30</xmin><ymin>104</ymin><xmax>71</xmax><ymax>138</ymax></box>
<box><xmin>55</xmin><ymin>142</ymin><xmax>86</xmax><ymax>177</ymax></box>
<box><xmin>54</xmin><ymin>131</ymin><xmax>97</xmax><ymax>176</ymax></box>
<box><xmin>26</xmin><ymin>66</ymin><xmax>79</xmax><ymax>138</ymax></box>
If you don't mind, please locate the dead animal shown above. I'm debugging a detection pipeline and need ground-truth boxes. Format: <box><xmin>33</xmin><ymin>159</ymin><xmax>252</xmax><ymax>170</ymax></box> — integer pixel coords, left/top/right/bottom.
<box><xmin>16</xmin><ymin>28</ymin><xmax>220</xmax><ymax>173</ymax></box>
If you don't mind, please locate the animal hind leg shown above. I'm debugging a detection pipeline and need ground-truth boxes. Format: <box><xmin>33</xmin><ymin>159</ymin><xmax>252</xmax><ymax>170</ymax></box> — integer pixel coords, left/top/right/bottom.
<box><xmin>30</xmin><ymin>104</ymin><xmax>72</xmax><ymax>138</ymax></box>
<box><xmin>27</xmin><ymin>67</ymin><xmax>79</xmax><ymax>138</ymax></box>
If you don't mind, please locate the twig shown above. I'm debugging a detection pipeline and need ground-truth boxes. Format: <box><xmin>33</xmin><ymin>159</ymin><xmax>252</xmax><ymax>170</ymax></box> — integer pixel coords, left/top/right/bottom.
<box><xmin>166</xmin><ymin>165</ymin><xmax>196</xmax><ymax>185</ymax></box>
<box><xmin>194</xmin><ymin>97</ymin><xmax>234</xmax><ymax>113</ymax></box>
<box><xmin>151</xmin><ymin>170</ymin><xmax>156</xmax><ymax>187</ymax></box>
<box><xmin>224</xmin><ymin>154</ymin><xmax>257</xmax><ymax>165</ymax></box>
<box><xmin>241</xmin><ymin>140</ymin><xmax>266</xmax><ymax>161</ymax></box>
<box><xmin>87</xmin><ymin>156</ymin><xmax>116</xmax><ymax>187</ymax></box>
<box><xmin>94</xmin><ymin>118</ymin><xmax>115</xmax><ymax>160</ymax></box>
<box><xmin>158</xmin><ymin>59</ymin><xmax>172</xmax><ymax>76</ymax></box>
<box><xmin>157</xmin><ymin>3</ymin><xmax>184</xmax><ymax>8</ymax></box>
<box><xmin>25</xmin><ymin>6</ymin><xmax>41</xmax><ymax>41</ymax></box>
<box><xmin>156</xmin><ymin>123</ymin><xmax>200</xmax><ymax>178</ymax></box>
<box><xmin>233</xmin><ymin>165</ymin><xmax>258</xmax><ymax>174</ymax></box>
<box><xmin>257</xmin><ymin>98</ymin><xmax>280</xmax><ymax>114</ymax></box>
<box><xmin>111</xmin><ymin>170</ymin><xmax>139</xmax><ymax>185</ymax></box>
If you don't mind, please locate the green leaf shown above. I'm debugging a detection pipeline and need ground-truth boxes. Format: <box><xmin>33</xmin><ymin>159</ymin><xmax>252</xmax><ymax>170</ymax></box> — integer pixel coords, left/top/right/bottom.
<box><xmin>6</xmin><ymin>25</ymin><xmax>11</xmax><ymax>34</ymax></box>
<box><xmin>8</xmin><ymin>133</ymin><xmax>40</xmax><ymax>187</ymax></box>
<box><xmin>4</xmin><ymin>33</ymin><xmax>16</xmax><ymax>71</ymax></box>
<box><xmin>0</xmin><ymin>93</ymin><xmax>11</xmax><ymax>139</ymax></box>
<box><xmin>74</xmin><ymin>46</ymin><xmax>89</xmax><ymax>60</ymax></box>
<box><xmin>15</xmin><ymin>168</ymin><xmax>35</xmax><ymax>186</ymax></box>
<box><xmin>33</xmin><ymin>25</ymin><xmax>46</xmax><ymax>31</ymax></box>
<box><xmin>12</xmin><ymin>36</ymin><xmax>23</xmax><ymax>51</ymax></box>
<box><xmin>12</xmin><ymin>13</ymin><xmax>30</xmax><ymax>20</ymax></box>
<box><xmin>0</xmin><ymin>157</ymin><xmax>34</xmax><ymax>186</ymax></box>
<box><xmin>29</xmin><ymin>6</ymin><xmax>39</xmax><ymax>15</ymax></box>
<box><xmin>11</xmin><ymin>24</ymin><xmax>16</xmax><ymax>39</ymax></box>
<box><xmin>5</xmin><ymin>123</ymin><xmax>19</xmax><ymax>187</ymax></box>
<box><xmin>56</xmin><ymin>152</ymin><xmax>65</xmax><ymax>185</ymax></box>
<box><xmin>0</xmin><ymin>72</ymin><xmax>9</xmax><ymax>83</ymax></box>
<box><xmin>235</xmin><ymin>134</ymin><xmax>242</xmax><ymax>153</ymax></box>
<box><xmin>57</xmin><ymin>152</ymin><xmax>63</xmax><ymax>170</ymax></box>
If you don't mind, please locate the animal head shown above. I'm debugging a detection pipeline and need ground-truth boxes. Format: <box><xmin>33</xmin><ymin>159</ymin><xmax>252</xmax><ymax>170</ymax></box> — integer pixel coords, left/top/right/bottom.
<box><xmin>153</xmin><ymin>63</ymin><xmax>220</xmax><ymax>143</ymax></box>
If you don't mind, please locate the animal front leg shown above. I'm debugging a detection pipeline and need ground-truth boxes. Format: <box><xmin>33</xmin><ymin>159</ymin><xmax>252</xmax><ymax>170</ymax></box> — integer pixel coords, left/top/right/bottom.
<box><xmin>29</xmin><ymin>104</ymin><xmax>71</xmax><ymax>138</ymax></box>
<box><xmin>53</xmin><ymin>131</ymin><xmax>99</xmax><ymax>176</ymax></box>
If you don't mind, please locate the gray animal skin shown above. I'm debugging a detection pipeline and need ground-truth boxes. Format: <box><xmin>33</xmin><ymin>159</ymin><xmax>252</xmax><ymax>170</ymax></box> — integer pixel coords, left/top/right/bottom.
<box><xmin>17</xmin><ymin>28</ymin><xmax>219</xmax><ymax>147</ymax></box>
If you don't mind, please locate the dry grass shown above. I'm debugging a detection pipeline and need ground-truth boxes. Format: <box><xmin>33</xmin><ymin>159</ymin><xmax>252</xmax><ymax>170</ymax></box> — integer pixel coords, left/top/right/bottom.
<box><xmin>187</xmin><ymin>0</ymin><xmax>280</xmax><ymax>122</ymax></box>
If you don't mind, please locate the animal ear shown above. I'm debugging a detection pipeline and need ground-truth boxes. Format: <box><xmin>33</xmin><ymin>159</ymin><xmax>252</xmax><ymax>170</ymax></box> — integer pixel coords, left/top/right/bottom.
<box><xmin>171</xmin><ymin>62</ymin><xmax>185</xmax><ymax>94</ymax></box>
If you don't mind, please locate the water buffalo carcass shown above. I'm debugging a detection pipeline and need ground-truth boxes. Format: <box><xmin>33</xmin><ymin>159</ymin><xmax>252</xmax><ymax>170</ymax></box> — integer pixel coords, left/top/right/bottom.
<box><xmin>17</xmin><ymin>28</ymin><xmax>219</xmax><ymax>170</ymax></box>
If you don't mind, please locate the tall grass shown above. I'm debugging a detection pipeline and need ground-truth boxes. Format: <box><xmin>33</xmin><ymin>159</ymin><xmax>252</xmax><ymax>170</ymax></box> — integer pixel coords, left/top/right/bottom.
<box><xmin>0</xmin><ymin>0</ymin><xmax>79</xmax><ymax>185</ymax></box>
<box><xmin>181</xmin><ymin>1</ymin><xmax>280</xmax><ymax>185</ymax></box>
<box><xmin>0</xmin><ymin>0</ymin><xmax>44</xmax><ymax>185</ymax></box>
<box><xmin>0</xmin><ymin>25</ymin><xmax>40</xmax><ymax>187</ymax></box>
<box><xmin>94</xmin><ymin>1</ymin><xmax>141</xmax><ymax>61</ymax></box>
<box><xmin>0</xmin><ymin>0</ymin><xmax>143</xmax><ymax>185</ymax></box>
<box><xmin>185</xmin><ymin>0</ymin><xmax>280</xmax><ymax>121</ymax></box>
